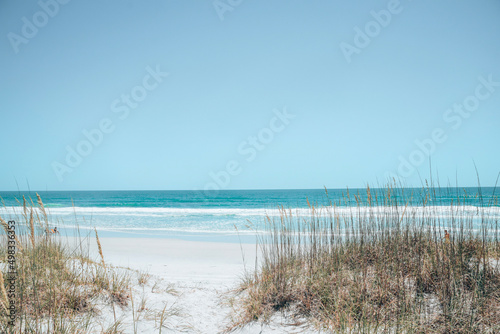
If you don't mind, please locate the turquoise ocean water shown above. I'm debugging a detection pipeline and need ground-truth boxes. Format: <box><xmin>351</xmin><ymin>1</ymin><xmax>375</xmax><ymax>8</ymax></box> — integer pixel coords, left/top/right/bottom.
<box><xmin>0</xmin><ymin>188</ymin><xmax>498</xmax><ymax>242</ymax></box>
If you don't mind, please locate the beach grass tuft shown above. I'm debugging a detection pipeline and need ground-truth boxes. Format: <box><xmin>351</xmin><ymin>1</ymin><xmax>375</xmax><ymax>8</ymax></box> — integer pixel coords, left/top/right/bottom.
<box><xmin>0</xmin><ymin>195</ymin><xmax>133</xmax><ymax>333</ymax></box>
<box><xmin>232</xmin><ymin>183</ymin><xmax>500</xmax><ymax>333</ymax></box>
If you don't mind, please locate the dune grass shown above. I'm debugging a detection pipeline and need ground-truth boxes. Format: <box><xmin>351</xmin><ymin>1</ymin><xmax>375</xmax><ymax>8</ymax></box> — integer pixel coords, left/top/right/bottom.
<box><xmin>233</xmin><ymin>184</ymin><xmax>500</xmax><ymax>333</ymax></box>
<box><xmin>0</xmin><ymin>195</ymin><xmax>132</xmax><ymax>333</ymax></box>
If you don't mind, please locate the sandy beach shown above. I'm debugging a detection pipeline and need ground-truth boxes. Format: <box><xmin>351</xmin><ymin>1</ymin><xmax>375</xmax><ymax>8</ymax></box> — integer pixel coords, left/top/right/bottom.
<box><xmin>2</xmin><ymin>188</ymin><xmax>499</xmax><ymax>333</ymax></box>
<box><xmin>81</xmin><ymin>237</ymin><xmax>317</xmax><ymax>334</ymax></box>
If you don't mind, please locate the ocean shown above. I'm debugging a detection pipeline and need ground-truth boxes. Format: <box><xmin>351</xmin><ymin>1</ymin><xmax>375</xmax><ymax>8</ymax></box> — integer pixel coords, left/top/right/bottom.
<box><xmin>0</xmin><ymin>188</ymin><xmax>498</xmax><ymax>242</ymax></box>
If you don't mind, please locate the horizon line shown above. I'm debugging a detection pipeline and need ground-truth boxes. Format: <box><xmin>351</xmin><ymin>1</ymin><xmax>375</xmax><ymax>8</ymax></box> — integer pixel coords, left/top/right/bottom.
<box><xmin>0</xmin><ymin>185</ymin><xmax>498</xmax><ymax>193</ymax></box>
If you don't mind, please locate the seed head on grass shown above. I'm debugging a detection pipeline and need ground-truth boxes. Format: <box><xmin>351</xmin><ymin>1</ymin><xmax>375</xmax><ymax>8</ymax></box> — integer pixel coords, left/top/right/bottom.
<box><xmin>29</xmin><ymin>208</ymin><xmax>35</xmax><ymax>248</ymax></box>
<box><xmin>95</xmin><ymin>228</ymin><xmax>105</xmax><ymax>266</ymax></box>
<box><xmin>36</xmin><ymin>192</ymin><xmax>50</xmax><ymax>233</ymax></box>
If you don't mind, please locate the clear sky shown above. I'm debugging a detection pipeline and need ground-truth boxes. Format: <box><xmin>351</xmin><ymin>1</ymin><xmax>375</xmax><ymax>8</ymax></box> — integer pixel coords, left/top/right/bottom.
<box><xmin>1</xmin><ymin>0</ymin><xmax>499</xmax><ymax>191</ymax></box>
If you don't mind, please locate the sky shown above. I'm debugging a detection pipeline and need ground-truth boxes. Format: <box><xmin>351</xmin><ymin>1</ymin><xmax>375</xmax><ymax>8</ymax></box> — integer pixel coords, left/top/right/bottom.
<box><xmin>1</xmin><ymin>0</ymin><xmax>500</xmax><ymax>191</ymax></box>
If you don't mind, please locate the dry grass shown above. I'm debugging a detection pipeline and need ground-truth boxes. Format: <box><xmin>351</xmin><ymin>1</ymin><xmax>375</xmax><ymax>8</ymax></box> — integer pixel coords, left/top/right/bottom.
<box><xmin>0</xmin><ymin>194</ymin><xmax>132</xmax><ymax>333</ymax></box>
<box><xmin>232</xmin><ymin>184</ymin><xmax>500</xmax><ymax>333</ymax></box>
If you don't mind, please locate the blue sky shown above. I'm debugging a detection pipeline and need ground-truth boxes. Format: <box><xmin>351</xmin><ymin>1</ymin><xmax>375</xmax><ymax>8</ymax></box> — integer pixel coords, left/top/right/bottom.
<box><xmin>1</xmin><ymin>0</ymin><xmax>499</xmax><ymax>191</ymax></box>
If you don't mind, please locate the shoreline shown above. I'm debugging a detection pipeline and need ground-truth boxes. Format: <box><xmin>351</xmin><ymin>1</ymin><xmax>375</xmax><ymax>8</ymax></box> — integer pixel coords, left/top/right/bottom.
<box><xmin>74</xmin><ymin>228</ymin><xmax>261</xmax><ymax>244</ymax></box>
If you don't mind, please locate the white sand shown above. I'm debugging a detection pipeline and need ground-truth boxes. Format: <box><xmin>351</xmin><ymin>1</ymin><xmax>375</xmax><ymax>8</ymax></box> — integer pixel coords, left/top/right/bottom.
<box><xmin>78</xmin><ymin>237</ymin><xmax>318</xmax><ymax>334</ymax></box>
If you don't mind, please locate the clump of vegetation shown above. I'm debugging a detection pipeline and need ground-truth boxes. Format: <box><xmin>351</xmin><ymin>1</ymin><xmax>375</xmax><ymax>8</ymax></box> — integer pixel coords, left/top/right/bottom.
<box><xmin>233</xmin><ymin>184</ymin><xmax>500</xmax><ymax>333</ymax></box>
<box><xmin>0</xmin><ymin>195</ymin><xmax>132</xmax><ymax>333</ymax></box>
